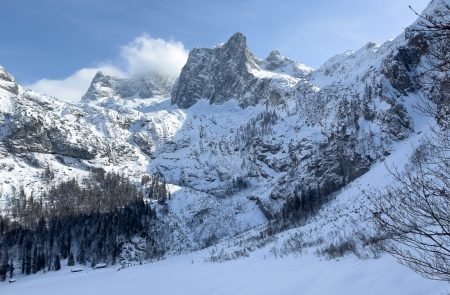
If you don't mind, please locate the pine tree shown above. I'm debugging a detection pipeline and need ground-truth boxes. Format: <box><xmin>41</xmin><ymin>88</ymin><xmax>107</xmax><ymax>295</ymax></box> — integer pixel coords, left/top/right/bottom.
<box><xmin>54</xmin><ymin>255</ymin><xmax>61</xmax><ymax>271</ymax></box>
<box><xmin>78</xmin><ymin>243</ymin><xmax>86</xmax><ymax>265</ymax></box>
<box><xmin>67</xmin><ymin>252</ymin><xmax>75</xmax><ymax>266</ymax></box>
<box><xmin>0</xmin><ymin>250</ymin><xmax>7</xmax><ymax>281</ymax></box>
<box><xmin>21</xmin><ymin>256</ymin><xmax>25</xmax><ymax>275</ymax></box>
<box><xmin>9</xmin><ymin>260</ymin><xmax>14</xmax><ymax>279</ymax></box>
<box><xmin>25</xmin><ymin>252</ymin><xmax>31</xmax><ymax>275</ymax></box>
<box><xmin>32</xmin><ymin>246</ymin><xmax>38</xmax><ymax>274</ymax></box>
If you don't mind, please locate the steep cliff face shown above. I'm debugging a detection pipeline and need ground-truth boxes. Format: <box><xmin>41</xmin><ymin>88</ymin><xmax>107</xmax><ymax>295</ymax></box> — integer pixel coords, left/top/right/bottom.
<box><xmin>171</xmin><ymin>33</ymin><xmax>308</xmax><ymax>108</ymax></box>
<box><xmin>162</xmin><ymin>2</ymin><xmax>446</xmax><ymax>216</ymax></box>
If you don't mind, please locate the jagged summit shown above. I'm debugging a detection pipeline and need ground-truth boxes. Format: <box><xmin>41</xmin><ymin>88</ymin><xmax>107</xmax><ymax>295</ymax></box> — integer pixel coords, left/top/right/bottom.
<box><xmin>263</xmin><ymin>50</ymin><xmax>290</xmax><ymax>66</ymax></box>
<box><xmin>258</xmin><ymin>50</ymin><xmax>312</xmax><ymax>78</ymax></box>
<box><xmin>216</xmin><ymin>32</ymin><xmax>259</xmax><ymax>70</ymax></box>
<box><xmin>91</xmin><ymin>71</ymin><xmax>107</xmax><ymax>80</ymax></box>
<box><xmin>222</xmin><ymin>32</ymin><xmax>248</xmax><ymax>51</ymax></box>
<box><xmin>0</xmin><ymin>66</ymin><xmax>15</xmax><ymax>83</ymax></box>
<box><xmin>0</xmin><ymin>65</ymin><xmax>18</xmax><ymax>94</ymax></box>
<box><xmin>171</xmin><ymin>32</ymin><xmax>304</xmax><ymax>109</ymax></box>
<box><xmin>82</xmin><ymin>71</ymin><xmax>175</xmax><ymax>102</ymax></box>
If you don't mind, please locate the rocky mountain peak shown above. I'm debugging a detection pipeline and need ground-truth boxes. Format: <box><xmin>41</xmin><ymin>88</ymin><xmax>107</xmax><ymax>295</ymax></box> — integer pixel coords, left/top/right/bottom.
<box><xmin>91</xmin><ymin>71</ymin><xmax>107</xmax><ymax>81</ymax></box>
<box><xmin>0</xmin><ymin>66</ymin><xmax>18</xmax><ymax>94</ymax></box>
<box><xmin>261</xmin><ymin>50</ymin><xmax>288</xmax><ymax>70</ymax></box>
<box><xmin>82</xmin><ymin>71</ymin><xmax>175</xmax><ymax>102</ymax></box>
<box><xmin>265</xmin><ymin>50</ymin><xmax>283</xmax><ymax>61</ymax></box>
<box><xmin>259</xmin><ymin>50</ymin><xmax>312</xmax><ymax>77</ymax></box>
<box><xmin>171</xmin><ymin>32</ymin><xmax>260</xmax><ymax>108</ymax></box>
<box><xmin>218</xmin><ymin>32</ymin><xmax>259</xmax><ymax>70</ymax></box>
<box><xmin>171</xmin><ymin>33</ymin><xmax>306</xmax><ymax>109</ymax></box>
<box><xmin>223</xmin><ymin>32</ymin><xmax>248</xmax><ymax>51</ymax></box>
<box><xmin>0</xmin><ymin>66</ymin><xmax>15</xmax><ymax>83</ymax></box>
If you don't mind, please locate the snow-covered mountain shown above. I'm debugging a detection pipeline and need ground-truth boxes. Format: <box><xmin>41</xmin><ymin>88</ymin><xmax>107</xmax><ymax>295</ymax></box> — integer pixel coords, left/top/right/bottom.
<box><xmin>82</xmin><ymin>71</ymin><xmax>175</xmax><ymax>102</ymax></box>
<box><xmin>0</xmin><ymin>0</ymin><xmax>448</xmax><ymax>291</ymax></box>
<box><xmin>171</xmin><ymin>32</ymin><xmax>310</xmax><ymax>109</ymax></box>
<box><xmin>0</xmin><ymin>0</ymin><xmax>442</xmax><ymax>234</ymax></box>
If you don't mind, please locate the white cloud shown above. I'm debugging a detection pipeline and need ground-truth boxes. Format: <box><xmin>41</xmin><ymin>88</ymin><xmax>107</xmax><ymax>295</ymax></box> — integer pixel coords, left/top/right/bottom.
<box><xmin>121</xmin><ymin>34</ymin><xmax>188</xmax><ymax>77</ymax></box>
<box><xmin>26</xmin><ymin>35</ymin><xmax>188</xmax><ymax>103</ymax></box>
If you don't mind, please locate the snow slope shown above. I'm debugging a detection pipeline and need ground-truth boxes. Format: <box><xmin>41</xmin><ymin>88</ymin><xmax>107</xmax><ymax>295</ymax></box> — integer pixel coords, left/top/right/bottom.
<box><xmin>1</xmin><ymin>110</ymin><xmax>446</xmax><ymax>294</ymax></box>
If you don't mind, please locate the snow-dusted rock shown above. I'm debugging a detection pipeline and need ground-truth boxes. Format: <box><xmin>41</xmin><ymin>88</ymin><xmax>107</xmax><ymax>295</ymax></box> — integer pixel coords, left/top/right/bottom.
<box><xmin>82</xmin><ymin>71</ymin><xmax>175</xmax><ymax>102</ymax></box>
<box><xmin>171</xmin><ymin>32</ymin><xmax>303</xmax><ymax>108</ymax></box>
<box><xmin>257</xmin><ymin>50</ymin><xmax>312</xmax><ymax>78</ymax></box>
<box><xmin>0</xmin><ymin>66</ymin><xmax>18</xmax><ymax>94</ymax></box>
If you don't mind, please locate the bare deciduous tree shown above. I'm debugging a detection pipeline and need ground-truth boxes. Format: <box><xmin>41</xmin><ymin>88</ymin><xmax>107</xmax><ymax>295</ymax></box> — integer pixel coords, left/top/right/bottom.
<box><xmin>408</xmin><ymin>1</ymin><xmax>450</xmax><ymax>128</ymax></box>
<box><xmin>364</xmin><ymin>2</ymin><xmax>450</xmax><ymax>281</ymax></box>
<box><xmin>365</xmin><ymin>129</ymin><xmax>449</xmax><ymax>281</ymax></box>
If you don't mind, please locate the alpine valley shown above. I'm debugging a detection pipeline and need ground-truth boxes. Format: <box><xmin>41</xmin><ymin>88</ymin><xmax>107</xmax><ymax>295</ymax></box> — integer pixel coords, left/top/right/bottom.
<box><xmin>0</xmin><ymin>1</ymin><xmax>449</xmax><ymax>294</ymax></box>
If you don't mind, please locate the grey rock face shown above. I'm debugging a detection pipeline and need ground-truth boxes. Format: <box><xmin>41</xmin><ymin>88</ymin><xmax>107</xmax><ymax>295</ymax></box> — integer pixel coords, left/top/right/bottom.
<box><xmin>381</xmin><ymin>35</ymin><xmax>428</xmax><ymax>94</ymax></box>
<box><xmin>261</xmin><ymin>50</ymin><xmax>287</xmax><ymax>71</ymax></box>
<box><xmin>171</xmin><ymin>33</ymin><xmax>302</xmax><ymax>109</ymax></box>
<box><xmin>5</xmin><ymin>93</ymin><xmax>99</xmax><ymax>160</ymax></box>
<box><xmin>82</xmin><ymin>71</ymin><xmax>175</xmax><ymax>102</ymax></box>
<box><xmin>171</xmin><ymin>33</ymin><xmax>257</xmax><ymax>108</ymax></box>
<box><xmin>6</xmin><ymin>116</ymin><xmax>97</xmax><ymax>160</ymax></box>
<box><xmin>0</xmin><ymin>66</ymin><xmax>14</xmax><ymax>83</ymax></box>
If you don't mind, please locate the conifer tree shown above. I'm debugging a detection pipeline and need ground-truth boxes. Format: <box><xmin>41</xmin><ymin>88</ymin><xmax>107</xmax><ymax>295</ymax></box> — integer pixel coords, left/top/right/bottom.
<box><xmin>68</xmin><ymin>252</ymin><xmax>75</xmax><ymax>266</ymax></box>
<box><xmin>9</xmin><ymin>260</ymin><xmax>14</xmax><ymax>279</ymax></box>
<box><xmin>54</xmin><ymin>255</ymin><xmax>61</xmax><ymax>271</ymax></box>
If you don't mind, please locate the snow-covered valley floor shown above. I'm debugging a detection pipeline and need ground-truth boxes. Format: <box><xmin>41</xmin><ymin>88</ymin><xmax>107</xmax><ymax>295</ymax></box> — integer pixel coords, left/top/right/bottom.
<box><xmin>1</xmin><ymin>249</ymin><xmax>448</xmax><ymax>295</ymax></box>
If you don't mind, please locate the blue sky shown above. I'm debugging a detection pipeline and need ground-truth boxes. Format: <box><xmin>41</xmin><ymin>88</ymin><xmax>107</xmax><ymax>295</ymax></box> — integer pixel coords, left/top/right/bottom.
<box><xmin>0</xmin><ymin>0</ymin><xmax>430</xmax><ymax>101</ymax></box>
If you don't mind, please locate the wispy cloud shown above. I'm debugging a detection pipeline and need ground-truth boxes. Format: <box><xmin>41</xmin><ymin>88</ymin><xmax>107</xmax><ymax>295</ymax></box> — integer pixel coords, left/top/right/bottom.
<box><xmin>26</xmin><ymin>34</ymin><xmax>188</xmax><ymax>103</ymax></box>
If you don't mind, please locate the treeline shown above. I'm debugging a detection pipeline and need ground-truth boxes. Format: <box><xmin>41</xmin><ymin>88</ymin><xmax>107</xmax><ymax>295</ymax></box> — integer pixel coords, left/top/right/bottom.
<box><xmin>142</xmin><ymin>173</ymin><xmax>169</xmax><ymax>204</ymax></box>
<box><xmin>0</xmin><ymin>201</ymin><xmax>154</xmax><ymax>279</ymax></box>
<box><xmin>281</xmin><ymin>181</ymin><xmax>342</xmax><ymax>224</ymax></box>
<box><xmin>0</xmin><ymin>170</ymin><xmax>169</xmax><ymax>281</ymax></box>
<box><xmin>8</xmin><ymin>169</ymin><xmax>145</xmax><ymax>226</ymax></box>
<box><xmin>235</xmin><ymin>111</ymin><xmax>278</xmax><ymax>148</ymax></box>
<box><xmin>249</xmin><ymin>181</ymin><xmax>343</xmax><ymax>249</ymax></box>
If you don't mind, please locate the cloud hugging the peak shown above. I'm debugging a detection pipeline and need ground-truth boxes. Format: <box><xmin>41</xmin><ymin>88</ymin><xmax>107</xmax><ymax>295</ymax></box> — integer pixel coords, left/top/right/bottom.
<box><xmin>121</xmin><ymin>34</ymin><xmax>188</xmax><ymax>78</ymax></box>
<box><xmin>28</xmin><ymin>65</ymin><xmax>124</xmax><ymax>103</ymax></box>
<box><xmin>27</xmin><ymin>35</ymin><xmax>189</xmax><ymax>103</ymax></box>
